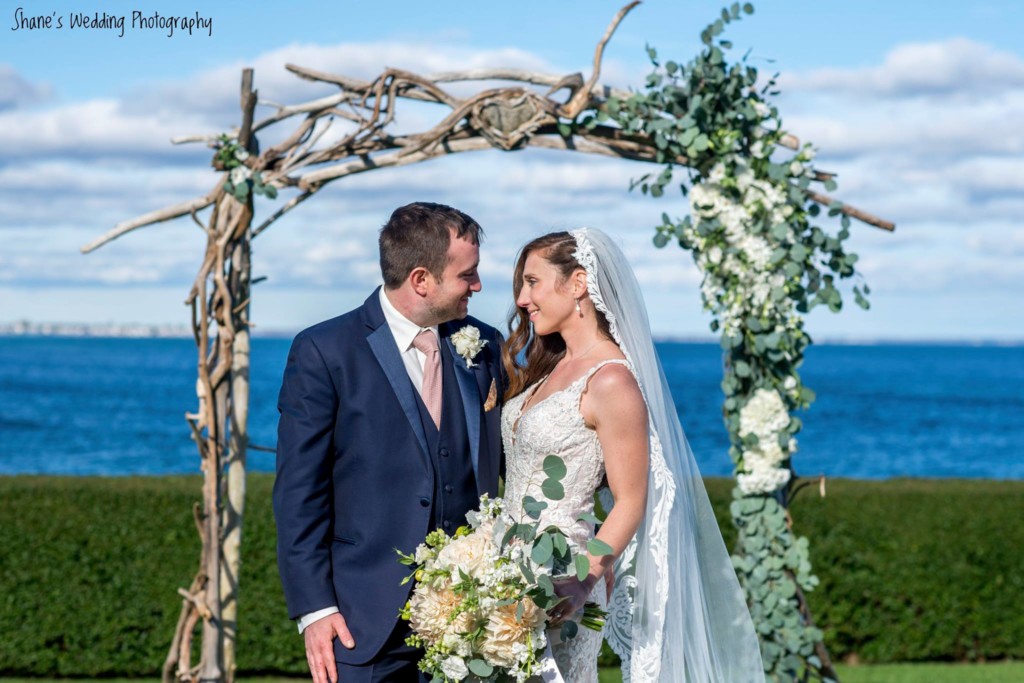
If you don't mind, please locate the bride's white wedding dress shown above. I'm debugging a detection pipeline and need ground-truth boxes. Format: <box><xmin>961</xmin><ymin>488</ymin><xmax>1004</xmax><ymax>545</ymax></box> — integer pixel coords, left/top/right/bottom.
<box><xmin>497</xmin><ymin>228</ymin><xmax>765</xmax><ymax>683</ymax></box>
<box><xmin>502</xmin><ymin>359</ymin><xmax>629</xmax><ymax>682</ymax></box>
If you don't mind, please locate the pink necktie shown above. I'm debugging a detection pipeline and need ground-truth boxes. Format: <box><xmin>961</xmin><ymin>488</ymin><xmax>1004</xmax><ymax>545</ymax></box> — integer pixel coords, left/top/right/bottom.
<box><xmin>412</xmin><ymin>329</ymin><xmax>442</xmax><ymax>428</ymax></box>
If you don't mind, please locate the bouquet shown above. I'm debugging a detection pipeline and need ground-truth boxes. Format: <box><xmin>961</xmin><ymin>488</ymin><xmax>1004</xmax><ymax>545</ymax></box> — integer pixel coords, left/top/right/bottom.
<box><xmin>397</xmin><ymin>456</ymin><xmax>609</xmax><ymax>682</ymax></box>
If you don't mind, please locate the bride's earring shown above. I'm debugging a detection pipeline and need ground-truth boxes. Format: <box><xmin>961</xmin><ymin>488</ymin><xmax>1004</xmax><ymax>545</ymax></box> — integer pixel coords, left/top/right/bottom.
<box><xmin>575</xmin><ymin>297</ymin><xmax>583</xmax><ymax>317</ymax></box>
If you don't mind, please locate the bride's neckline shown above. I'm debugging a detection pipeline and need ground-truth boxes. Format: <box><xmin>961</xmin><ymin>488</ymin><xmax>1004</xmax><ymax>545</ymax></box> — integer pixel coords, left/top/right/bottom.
<box><xmin>512</xmin><ymin>358</ymin><xmax>628</xmax><ymax>433</ymax></box>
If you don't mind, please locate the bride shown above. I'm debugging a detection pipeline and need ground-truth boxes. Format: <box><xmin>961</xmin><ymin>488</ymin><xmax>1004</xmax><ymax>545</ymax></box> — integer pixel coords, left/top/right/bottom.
<box><xmin>500</xmin><ymin>229</ymin><xmax>765</xmax><ymax>682</ymax></box>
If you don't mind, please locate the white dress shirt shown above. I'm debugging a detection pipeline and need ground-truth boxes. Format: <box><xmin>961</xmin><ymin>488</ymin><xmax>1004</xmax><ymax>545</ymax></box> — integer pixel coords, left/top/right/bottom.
<box><xmin>296</xmin><ymin>288</ymin><xmax>439</xmax><ymax>634</ymax></box>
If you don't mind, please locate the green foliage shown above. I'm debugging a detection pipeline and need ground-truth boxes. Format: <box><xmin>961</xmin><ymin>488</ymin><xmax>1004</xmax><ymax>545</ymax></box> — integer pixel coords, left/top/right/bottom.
<box><xmin>0</xmin><ymin>476</ymin><xmax>299</xmax><ymax>676</ymax></box>
<box><xmin>597</xmin><ymin>4</ymin><xmax>878</xmax><ymax>679</ymax></box>
<box><xmin>1</xmin><ymin>476</ymin><xmax>1020</xmax><ymax>676</ymax></box>
<box><xmin>599</xmin><ymin>662</ymin><xmax>1024</xmax><ymax>683</ymax></box>
<box><xmin>214</xmin><ymin>134</ymin><xmax>277</xmax><ymax>203</ymax></box>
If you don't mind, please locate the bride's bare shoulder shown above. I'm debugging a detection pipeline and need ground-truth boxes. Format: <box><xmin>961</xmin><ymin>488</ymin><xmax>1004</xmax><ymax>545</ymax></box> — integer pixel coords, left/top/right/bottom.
<box><xmin>581</xmin><ymin>361</ymin><xmax>646</xmax><ymax>424</ymax></box>
<box><xmin>585</xmin><ymin>361</ymin><xmax>639</xmax><ymax>395</ymax></box>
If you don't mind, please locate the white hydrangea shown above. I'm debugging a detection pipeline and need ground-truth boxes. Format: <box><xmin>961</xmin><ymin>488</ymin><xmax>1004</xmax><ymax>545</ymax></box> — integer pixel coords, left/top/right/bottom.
<box><xmin>737</xmin><ymin>460</ymin><xmax>792</xmax><ymax>495</ymax></box>
<box><xmin>739</xmin><ymin>235</ymin><xmax>773</xmax><ymax>270</ymax></box>
<box><xmin>739</xmin><ymin>388</ymin><xmax>791</xmax><ymax>445</ymax></box>
<box><xmin>750</xmin><ymin>280</ymin><xmax>772</xmax><ymax>307</ymax></box>
<box><xmin>683</xmin><ymin>155</ymin><xmax>815</xmax><ymax>498</ymax></box>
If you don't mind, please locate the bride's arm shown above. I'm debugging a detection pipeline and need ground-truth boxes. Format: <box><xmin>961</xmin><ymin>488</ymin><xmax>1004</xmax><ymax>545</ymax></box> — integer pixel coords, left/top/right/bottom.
<box><xmin>552</xmin><ymin>364</ymin><xmax>650</xmax><ymax>623</ymax></box>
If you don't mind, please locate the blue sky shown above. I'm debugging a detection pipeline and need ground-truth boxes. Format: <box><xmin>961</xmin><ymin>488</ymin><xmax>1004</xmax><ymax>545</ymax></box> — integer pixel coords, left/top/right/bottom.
<box><xmin>2</xmin><ymin>0</ymin><xmax>1022</xmax><ymax>340</ymax></box>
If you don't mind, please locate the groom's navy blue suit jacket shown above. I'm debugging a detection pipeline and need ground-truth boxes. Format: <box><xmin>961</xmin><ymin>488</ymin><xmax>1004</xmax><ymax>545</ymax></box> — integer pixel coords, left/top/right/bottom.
<box><xmin>273</xmin><ymin>288</ymin><xmax>504</xmax><ymax>665</ymax></box>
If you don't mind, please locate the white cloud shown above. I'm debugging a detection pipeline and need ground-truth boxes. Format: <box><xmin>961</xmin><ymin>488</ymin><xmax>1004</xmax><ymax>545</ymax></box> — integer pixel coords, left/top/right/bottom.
<box><xmin>784</xmin><ymin>88</ymin><xmax>1024</xmax><ymax>160</ymax></box>
<box><xmin>0</xmin><ymin>64</ymin><xmax>53</xmax><ymax>110</ymax></box>
<box><xmin>126</xmin><ymin>40</ymin><xmax>557</xmax><ymax>134</ymax></box>
<box><xmin>2</xmin><ymin>35</ymin><xmax>1022</xmax><ymax>339</ymax></box>
<box><xmin>0</xmin><ymin>98</ymin><xmax>211</xmax><ymax>158</ymax></box>
<box><xmin>0</xmin><ymin>39</ymin><xmax>560</xmax><ymax>161</ymax></box>
<box><xmin>780</xmin><ymin>38</ymin><xmax>1024</xmax><ymax>98</ymax></box>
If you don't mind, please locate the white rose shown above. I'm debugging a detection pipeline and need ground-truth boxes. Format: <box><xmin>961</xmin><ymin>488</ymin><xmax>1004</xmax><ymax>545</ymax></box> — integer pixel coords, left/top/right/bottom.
<box><xmin>229</xmin><ymin>166</ymin><xmax>252</xmax><ymax>185</ymax></box>
<box><xmin>436</xmin><ymin>529</ymin><xmax>494</xmax><ymax>579</ymax></box>
<box><xmin>707</xmin><ymin>246</ymin><xmax>723</xmax><ymax>265</ymax></box>
<box><xmin>440</xmin><ymin>655</ymin><xmax>469</xmax><ymax>680</ymax></box>
<box><xmin>450</xmin><ymin>326</ymin><xmax>487</xmax><ymax>367</ymax></box>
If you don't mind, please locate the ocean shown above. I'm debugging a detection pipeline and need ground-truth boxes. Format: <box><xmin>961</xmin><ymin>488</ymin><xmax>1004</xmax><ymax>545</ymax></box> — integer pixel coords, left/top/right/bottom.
<box><xmin>1</xmin><ymin>337</ymin><xmax>1021</xmax><ymax>479</ymax></box>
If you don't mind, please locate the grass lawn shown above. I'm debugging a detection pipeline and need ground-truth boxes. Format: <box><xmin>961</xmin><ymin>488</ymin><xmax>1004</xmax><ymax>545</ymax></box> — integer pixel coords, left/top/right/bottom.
<box><xmin>3</xmin><ymin>668</ymin><xmax>1024</xmax><ymax>683</ymax></box>
<box><xmin>594</xmin><ymin>662</ymin><xmax>1024</xmax><ymax>682</ymax></box>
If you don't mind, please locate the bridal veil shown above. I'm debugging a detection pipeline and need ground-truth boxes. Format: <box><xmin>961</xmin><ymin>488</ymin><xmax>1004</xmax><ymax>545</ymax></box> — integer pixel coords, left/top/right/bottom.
<box><xmin>570</xmin><ymin>228</ymin><xmax>765</xmax><ymax>682</ymax></box>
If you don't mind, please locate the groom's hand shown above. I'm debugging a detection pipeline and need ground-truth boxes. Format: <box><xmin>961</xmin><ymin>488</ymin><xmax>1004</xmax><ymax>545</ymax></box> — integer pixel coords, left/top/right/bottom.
<box><xmin>304</xmin><ymin>612</ymin><xmax>355</xmax><ymax>683</ymax></box>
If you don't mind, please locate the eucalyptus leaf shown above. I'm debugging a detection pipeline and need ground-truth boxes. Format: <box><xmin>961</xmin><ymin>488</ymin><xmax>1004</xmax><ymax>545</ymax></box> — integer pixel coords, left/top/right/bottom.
<box><xmin>587</xmin><ymin>538</ymin><xmax>614</xmax><ymax>556</ymax></box>
<box><xmin>577</xmin><ymin>511</ymin><xmax>602</xmax><ymax>525</ymax></box>
<box><xmin>468</xmin><ymin>659</ymin><xmax>493</xmax><ymax>677</ymax></box>
<box><xmin>575</xmin><ymin>554</ymin><xmax>591</xmax><ymax>581</ymax></box>
<box><xmin>523</xmin><ymin>496</ymin><xmax>548</xmax><ymax>520</ymax></box>
<box><xmin>552</xmin><ymin>532</ymin><xmax>569</xmax><ymax>559</ymax></box>
<box><xmin>541</xmin><ymin>478</ymin><xmax>565</xmax><ymax>501</ymax></box>
<box><xmin>532</xmin><ymin>533</ymin><xmax>554</xmax><ymax>565</ymax></box>
<box><xmin>543</xmin><ymin>455</ymin><xmax>567</xmax><ymax>480</ymax></box>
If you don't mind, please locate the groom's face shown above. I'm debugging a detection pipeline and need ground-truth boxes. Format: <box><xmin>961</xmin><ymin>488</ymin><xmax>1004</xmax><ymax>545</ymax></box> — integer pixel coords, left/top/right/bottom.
<box><xmin>425</xmin><ymin>232</ymin><xmax>481</xmax><ymax>323</ymax></box>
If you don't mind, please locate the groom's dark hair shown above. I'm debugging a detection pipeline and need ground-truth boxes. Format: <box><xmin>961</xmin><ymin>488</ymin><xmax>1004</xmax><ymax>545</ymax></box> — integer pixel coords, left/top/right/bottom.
<box><xmin>379</xmin><ymin>202</ymin><xmax>483</xmax><ymax>288</ymax></box>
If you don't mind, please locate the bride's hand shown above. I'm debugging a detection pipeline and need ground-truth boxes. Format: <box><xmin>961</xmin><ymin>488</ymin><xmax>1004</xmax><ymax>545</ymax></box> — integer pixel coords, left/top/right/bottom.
<box><xmin>548</xmin><ymin>576</ymin><xmax>593</xmax><ymax>627</ymax></box>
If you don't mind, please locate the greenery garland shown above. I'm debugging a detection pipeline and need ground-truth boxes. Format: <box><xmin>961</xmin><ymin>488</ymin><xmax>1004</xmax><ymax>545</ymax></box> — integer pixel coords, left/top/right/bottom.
<box><xmin>599</xmin><ymin>4</ymin><xmax>869</xmax><ymax>681</ymax></box>
<box><xmin>213</xmin><ymin>133</ymin><xmax>277</xmax><ymax>202</ymax></box>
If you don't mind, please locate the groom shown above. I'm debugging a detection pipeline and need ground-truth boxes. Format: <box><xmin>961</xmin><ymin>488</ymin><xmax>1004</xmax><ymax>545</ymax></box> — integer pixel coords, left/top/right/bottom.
<box><xmin>273</xmin><ymin>202</ymin><xmax>505</xmax><ymax>683</ymax></box>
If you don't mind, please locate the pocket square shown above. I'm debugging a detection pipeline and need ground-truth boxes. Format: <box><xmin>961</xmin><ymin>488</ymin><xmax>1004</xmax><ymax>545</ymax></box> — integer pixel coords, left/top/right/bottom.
<box><xmin>483</xmin><ymin>378</ymin><xmax>498</xmax><ymax>412</ymax></box>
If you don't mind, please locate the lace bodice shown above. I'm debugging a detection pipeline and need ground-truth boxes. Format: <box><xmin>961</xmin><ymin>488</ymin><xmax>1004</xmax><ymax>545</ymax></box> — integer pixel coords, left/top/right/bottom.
<box><xmin>501</xmin><ymin>360</ymin><xmax>630</xmax><ymax>682</ymax></box>
<box><xmin>502</xmin><ymin>360</ymin><xmax>629</xmax><ymax>548</ymax></box>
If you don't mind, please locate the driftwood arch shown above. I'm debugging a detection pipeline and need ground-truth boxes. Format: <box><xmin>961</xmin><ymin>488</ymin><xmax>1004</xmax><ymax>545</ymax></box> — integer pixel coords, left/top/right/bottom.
<box><xmin>83</xmin><ymin>4</ymin><xmax>891</xmax><ymax>683</ymax></box>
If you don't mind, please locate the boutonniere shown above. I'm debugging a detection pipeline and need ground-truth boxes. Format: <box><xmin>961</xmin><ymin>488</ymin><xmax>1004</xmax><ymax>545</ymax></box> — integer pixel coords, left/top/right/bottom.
<box><xmin>450</xmin><ymin>325</ymin><xmax>487</xmax><ymax>368</ymax></box>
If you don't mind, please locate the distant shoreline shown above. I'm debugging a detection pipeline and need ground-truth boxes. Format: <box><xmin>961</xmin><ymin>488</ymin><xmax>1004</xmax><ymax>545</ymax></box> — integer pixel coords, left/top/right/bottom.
<box><xmin>0</xmin><ymin>323</ymin><xmax>1021</xmax><ymax>347</ymax></box>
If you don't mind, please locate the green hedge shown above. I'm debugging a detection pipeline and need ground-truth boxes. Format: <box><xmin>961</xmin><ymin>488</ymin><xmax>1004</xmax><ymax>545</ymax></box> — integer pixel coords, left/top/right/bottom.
<box><xmin>0</xmin><ymin>476</ymin><xmax>1020</xmax><ymax>676</ymax></box>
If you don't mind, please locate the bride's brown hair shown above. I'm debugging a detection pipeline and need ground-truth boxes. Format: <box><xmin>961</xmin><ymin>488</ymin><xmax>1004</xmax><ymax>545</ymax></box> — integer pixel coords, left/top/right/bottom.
<box><xmin>502</xmin><ymin>231</ymin><xmax>613</xmax><ymax>402</ymax></box>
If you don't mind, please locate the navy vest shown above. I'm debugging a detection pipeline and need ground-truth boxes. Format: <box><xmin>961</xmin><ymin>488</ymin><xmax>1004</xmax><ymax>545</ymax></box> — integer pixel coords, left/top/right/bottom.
<box><xmin>413</xmin><ymin>341</ymin><xmax>478</xmax><ymax>533</ymax></box>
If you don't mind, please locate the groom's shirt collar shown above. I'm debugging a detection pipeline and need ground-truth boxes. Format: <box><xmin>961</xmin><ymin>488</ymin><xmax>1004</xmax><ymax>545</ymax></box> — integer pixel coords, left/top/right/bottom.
<box><xmin>379</xmin><ymin>287</ymin><xmax>439</xmax><ymax>352</ymax></box>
